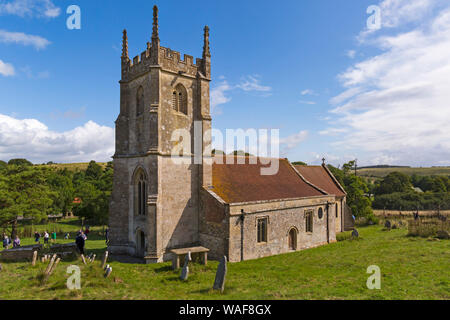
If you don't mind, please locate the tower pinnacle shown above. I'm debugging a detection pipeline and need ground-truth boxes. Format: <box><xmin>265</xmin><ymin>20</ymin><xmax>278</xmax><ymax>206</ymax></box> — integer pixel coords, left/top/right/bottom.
<box><xmin>203</xmin><ymin>25</ymin><xmax>211</xmax><ymax>58</ymax></box>
<box><xmin>152</xmin><ymin>5</ymin><xmax>159</xmax><ymax>41</ymax></box>
<box><xmin>122</xmin><ymin>29</ymin><xmax>129</xmax><ymax>60</ymax></box>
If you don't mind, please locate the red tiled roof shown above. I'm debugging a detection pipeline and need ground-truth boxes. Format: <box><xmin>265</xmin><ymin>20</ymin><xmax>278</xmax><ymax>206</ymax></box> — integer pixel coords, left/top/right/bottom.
<box><xmin>211</xmin><ymin>156</ymin><xmax>325</xmax><ymax>204</ymax></box>
<box><xmin>294</xmin><ymin>165</ymin><xmax>346</xmax><ymax>197</ymax></box>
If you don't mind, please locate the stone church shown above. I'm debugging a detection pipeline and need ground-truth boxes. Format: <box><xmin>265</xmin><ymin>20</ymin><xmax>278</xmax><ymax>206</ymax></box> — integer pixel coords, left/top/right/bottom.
<box><xmin>109</xmin><ymin>6</ymin><xmax>353</xmax><ymax>263</ymax></box>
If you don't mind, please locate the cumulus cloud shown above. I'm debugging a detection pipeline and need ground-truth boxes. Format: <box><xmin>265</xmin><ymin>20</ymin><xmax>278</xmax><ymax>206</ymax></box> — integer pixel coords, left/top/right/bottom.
<box><xmin>0</xmin><ymin>0</ymin><xmax>61</xmax><ymax>18</ymax></box>
<box><xmin>211</xmin><ymin>80</ymin><xmax>232</xmax><ymax>115</ymax></box>
<box><xmin>0</xmin><ymin>59</ymin><xmax>15</xmax><ymax>76</ymax></box>
<box><xmin>325</xmin><ymin>0</ymin><xmax>450</xmax><ymax>166</ymax></box>
<box><xmin>0</xmin><ymin>114</ymin><xmax>115</xmax><ymax>163</ymax></box>
<box><xmin>0</xmin><ymin>29</ymin><xmax>51</xmax><ymax>50</ymax></box>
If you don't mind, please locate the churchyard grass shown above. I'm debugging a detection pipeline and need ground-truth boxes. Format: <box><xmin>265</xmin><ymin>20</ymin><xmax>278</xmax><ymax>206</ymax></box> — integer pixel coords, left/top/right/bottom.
<box><xmin>0</xmin><ymin>225</ymin><xmax>448</xmax><ymax>300</ymax></box>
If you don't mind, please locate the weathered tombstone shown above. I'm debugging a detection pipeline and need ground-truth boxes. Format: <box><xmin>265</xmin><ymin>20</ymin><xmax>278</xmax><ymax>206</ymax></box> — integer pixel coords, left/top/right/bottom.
<box><xmin>44</xmin><ymin>254</ymin><xmax>57</xmax><ymax>276</ymax></box>
<box><xmin>385</xmin><ymin>220</ymin><xmax>391</xmax><ymax>229</ymax></box>
<box><xmin>352</xmin><ymin>229</ymin><xmax>359</xmax><ymax>238</ymax></box>
<box><xmin>80</xmin><ymin>254</ymin><xmax>87</xmax><ymax>265</ymax></box>
<box><xmin>101</xmin><ymin>251</ymin><xmax>109</xmax><ymax>269</ymax></box>
<box><xmin>213</xmin><ymin>256</ymin><xmax>227</xmax><ymax>293</ymax></box>
<box><xmin>91</xmin><ymin>254</ymin><xmax>96</xmax><ymax>263</ymax></box>
<box><xmin>49</xmin><ymin>258</ymin><xmax>61</xmax><ymax>276</ymax></box>
<box><xmin>41</xmin><ymin>257</ymin><xmax>45</xmax><ymax>263</ymax></box>
<box><xmin>104</xmin><ymin>266</ymin><xmax>112</xmax><ymax>278</ymax></box>
<box><xmin>180</xmin><ymin>252</ymin><xmax>192</xmax><ymax>281</ymax></box>
<box><xmin>32</xmin><ymin>251</ymin><xmax>38</xmax><ymax>266</ymax></box>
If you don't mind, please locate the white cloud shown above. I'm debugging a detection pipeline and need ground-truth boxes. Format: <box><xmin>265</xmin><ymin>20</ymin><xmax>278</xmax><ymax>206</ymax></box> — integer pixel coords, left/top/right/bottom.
<box><xmin>280</xmin><ymin>131</ymin><xmax>308</xmax><ymax>156</ymax></box>
<box><xmin>236</xmin><ymin>75</ymin><xmax>272</xmax><ymax>93</ymax></box>
<box><xmin>0</xmin><ymin>114</ymin><xmax>115</xmax><ymax>163</ymax></box>
<box><xmin>210</xmin><ymin>76</ymin><xmax>272</xmax><ymax>115</ymax></box>
<box><xmin>346</xmin><ymin>50</ymin><xmax>356</xmax><ymax>59</ymax></box>
<box><xmin>0</xmin><ymin>0</ymin><xmax>61</xmax><ymax>18</ymax></box>
<box><xmin>0</xmin><ymin>29</ymin><xmax>51</xmax><ymax>50</ymax></box>
<box><xmin>0</xmin><ymin>59</ymin><xmax>15</xmax><ymax>76</ymax></box>
<box><xmin>301</xmin><ymin>89</ymin><xmax>316</xmax><ymax>96</ymax></box>
<box><xmin>326</xmin><ymin>1</ymin><xmax>450</xmax><ymax>166</ymax></box>
<box><xmin>211</xmin><ymin>80</ymin><xmax>232</xmax><ymax>115</ymax></box>
<box><xmin>299</xmin><ymin>100</ymin><xmax>316</xmax><ymax>105</ymax></box>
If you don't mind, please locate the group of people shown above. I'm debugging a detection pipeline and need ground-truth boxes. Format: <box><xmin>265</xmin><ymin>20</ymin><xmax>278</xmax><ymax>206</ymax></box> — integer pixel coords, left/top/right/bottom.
<box><xmin>2</xmin><ymin>233</ymin><xmax>20</xmax><ymax>249</ymax></box>
<box><xmin>2</xmin><ymin>225</ymin><xmax>109</xmax><ymax>255</ymax></box>
<box><xmin>34</xmin><ymin>231</ymin><xmax>57</xmax><ymax>245</ymax></box>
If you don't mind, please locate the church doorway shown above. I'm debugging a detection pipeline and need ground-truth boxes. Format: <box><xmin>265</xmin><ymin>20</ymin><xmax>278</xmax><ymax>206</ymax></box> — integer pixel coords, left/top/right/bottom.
<box><xmin>288</xmin><ymin>228</ymin><xmax>297</xmax><ymax>251</ymax></box>
<box><xmin>136</xmin><ymin>230</ymin><xmax>146</xmax><ymax>257</ymax></box>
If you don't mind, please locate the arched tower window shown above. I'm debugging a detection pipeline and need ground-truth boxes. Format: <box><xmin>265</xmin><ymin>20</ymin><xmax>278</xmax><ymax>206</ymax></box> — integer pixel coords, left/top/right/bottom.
<box><xmin>136</xmin><ymin>86</ymin><xmax>144</xmax><ymax>116</ymax></box>
<box><xmin>172</xmin><ymin>84</ymin><xmax>187</xmax><ymax>115</ymax></box>
<box><xmin>172</xmin><ymin>91</ymin><xmax>178</xmax><ymax>111</ymax></box>
<box><xmin>135</xmin><ymin>170</ymin><xmax>147</xmax><ymax>216</ymax></box>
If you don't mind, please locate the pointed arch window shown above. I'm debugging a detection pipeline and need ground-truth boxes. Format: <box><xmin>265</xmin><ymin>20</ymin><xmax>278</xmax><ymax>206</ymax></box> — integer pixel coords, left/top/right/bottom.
<box><xmin>172</xmin><ymin>84</ymin><xmax>188</xmax><ymax>115</ymax></box>
<box><xmin>135</xmin><ymin>171</ymin><xmax>147</xmax><ymax>216</ymax></box>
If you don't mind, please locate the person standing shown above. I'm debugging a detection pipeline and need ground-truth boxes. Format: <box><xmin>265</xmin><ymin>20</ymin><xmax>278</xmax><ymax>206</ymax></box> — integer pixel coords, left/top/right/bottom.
<box><xmin>34</xmin><ymin>231</ymin><xmax>41</xmax><ymax>244</ymax></box>
<box><xmin>44</xmin><ymin>231</ymin><xmax>49</xmax><ymax>246</ymax></box>
<box><xmin>51</xmin><ymin>231</ymin><xmax>57</xmax><ymax>243</ymax></box>
<box><xmin>75</xmin><ymin>231</ymin><xmax>85</xmax><ymax>255</ymax></box>
<box><xmin>13</xmin><ymin>236</ymin><xmax>20</xmax><ymax>248</ymax></box>
<box><xmin>2</xmin><ymin>234</ymin><xmax>10</xmax><ymax>249</ymax></box>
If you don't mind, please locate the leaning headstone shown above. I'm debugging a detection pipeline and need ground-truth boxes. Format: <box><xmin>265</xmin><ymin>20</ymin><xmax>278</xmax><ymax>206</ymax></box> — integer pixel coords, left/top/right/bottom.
<box><xmin>213</xmin><ymin>256</ymin><xmax>227</xmax><ymax>293</ymax></box>
<box><xmin>91</xmin><ymin>254</ymin><xmax>96</xmax><ymax>263</ymax></box>
<box><xmin>49</xmin><ymin>258</ymin><xmax>61</xmax><ymax>276</ymax></box>
<box><xmin>104</xmin><ymin>266</ymin><xmax>112</xmax><ymax>278</ymax></box>
<box><xmin>80</xmin><ymin>254</ymin><xmax>87</xmax><ymax>265</ymax></box>
<box><xmin>44</xmin><ymin>255</ymin><xmax>57</xmax><ymax>274</ymax></box>
<box><xmin>32</xmin><ymin>251</ymin><xmax>38</xmax><ymax>266</ymax></box>
<box><xmin>101</xmin><ymin>251</ymin><xmax>109</xmax><ymax>269</ymax></box>
<box><xmin>352</xmin><ymin>229</ymin><xmax>359</xmax><ymax>238</ymax></box>
<box><xmin>180</xmin><ymin>252</ymin><xmax>192</xmax><ymax>281</ymax></box>
<box><xmin>385</xmin><ymin>220</ymin><xmax>391</xmax><ymax>229</ymax></box>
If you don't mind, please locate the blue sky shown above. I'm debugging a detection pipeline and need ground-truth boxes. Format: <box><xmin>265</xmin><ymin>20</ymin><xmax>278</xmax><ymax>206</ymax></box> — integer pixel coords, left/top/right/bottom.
<box><xmin>0</xmin><ymin>0</ymin><xmax>449</xmax><ymax>166</ymax></box>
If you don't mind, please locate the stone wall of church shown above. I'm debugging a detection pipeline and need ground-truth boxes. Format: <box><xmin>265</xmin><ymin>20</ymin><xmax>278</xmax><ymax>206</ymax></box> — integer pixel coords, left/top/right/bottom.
<box><xmin>158</xmin><ymin>156</ymin><xmax>200</xmax><ymax>256</ymax></box>
<box><xmin>199</xmin><ymin>188</ymin><xmax>229</xmax><ymax>260</ymax></box>
<box><xmin>226</xmin><ymin>196</ymin><xmax>336</xmax><ymax>263</ymax></box>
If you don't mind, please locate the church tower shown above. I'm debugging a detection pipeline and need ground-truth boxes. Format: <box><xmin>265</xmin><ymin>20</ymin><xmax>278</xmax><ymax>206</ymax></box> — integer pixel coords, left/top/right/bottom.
<box><xmin>109</xmin><ymin>6</ymin><xmax>212</xmax><ymax>263</ymax></box>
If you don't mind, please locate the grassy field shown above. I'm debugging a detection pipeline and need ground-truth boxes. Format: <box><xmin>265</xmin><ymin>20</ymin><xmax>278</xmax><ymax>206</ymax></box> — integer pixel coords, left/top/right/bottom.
<box><xmin>358</xmin><ymin>167</ymin><xmax>450</xmax><ymax>178</ymax></box>
<box><xmin>1</xmin><ymin>222</ymin><xmax>449</xmax><ymax>300</ymax></box>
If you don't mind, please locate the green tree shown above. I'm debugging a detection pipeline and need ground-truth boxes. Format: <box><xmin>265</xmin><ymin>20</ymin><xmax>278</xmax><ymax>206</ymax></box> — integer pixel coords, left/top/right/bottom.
<box><xmin>8</xmin><ymin>158</ymin><xmax>33</xmax><ymax>167</ymax></box>
<box><xmin>0</xmin><ymin>166</ymin><xmax>54</xmax><ymax>238</ymax></box>
<box><xmin>375</xmin><ymin>172</ymin><xmax>412</xmax><ymax>195</ymax></box>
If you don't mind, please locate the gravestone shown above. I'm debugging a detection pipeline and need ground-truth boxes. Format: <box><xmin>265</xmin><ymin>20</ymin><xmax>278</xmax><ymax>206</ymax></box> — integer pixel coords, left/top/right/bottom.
<box><xmin>49</xmin><ymin>258</ymin><xmax>61</xmax><ymax>276</ymax></box>
<box><xmin>213</xmin><ymin>256</ymin><xmax>227</xmax><ymax>293</ymax></box>
<box><xmin>180</xmin><ymin>252</ymin><xmax>192</xmax><ymax>281</ymax></box>
<box><xmin>91</xmin><ymin>254</ymin><xmax>96</xmax><ymax>263</ymax></box>
<box><xmin>385</xmin><ymin>220</ymin><xmax>391</xmax><ymax>229</ymax></box>
<box><xmin>104</xmin><ymin>266</ymin><xmax>112</xmax><ymax>278</ymax></box>
<box><xmin>80</xmin><ymin>254</ymin><xmax>87</xmax><ymax>265</ymax></box>
<box><xmin>32</xmin><ymin>251</ymin><xmax>38</xmax><ymax>266</ymax></box>
<box><xmin>101</xmin><ymin>251</ymin><xmax>109</xmax><ymax>269</ymax></box>
<box><xmin>352</xmin><ymin>229</ymin><xmax>359</xmax><ymax>238</ymax></box>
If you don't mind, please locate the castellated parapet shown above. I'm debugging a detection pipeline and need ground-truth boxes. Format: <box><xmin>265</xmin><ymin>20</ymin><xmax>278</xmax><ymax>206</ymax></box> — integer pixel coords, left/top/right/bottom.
<box><xmin>121</xmin><ymin>46</ymin><xmax>206</xmax><ymax>82</ymax></box>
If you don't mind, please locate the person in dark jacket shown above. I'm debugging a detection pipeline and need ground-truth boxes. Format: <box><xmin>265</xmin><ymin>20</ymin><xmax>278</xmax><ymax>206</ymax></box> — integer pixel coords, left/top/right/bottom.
<box><xmin>75</xmin><ymin>232</ymin><xmax>86</xmax><ymax>255</ymax></box>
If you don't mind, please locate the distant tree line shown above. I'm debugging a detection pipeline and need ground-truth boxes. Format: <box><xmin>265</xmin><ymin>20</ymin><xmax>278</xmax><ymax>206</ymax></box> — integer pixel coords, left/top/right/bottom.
<box><xmin>0</xmin><ymin>159</ymin><xmax>113</xmax><ymax>238</ymax></box>
<box><xmin>371</xmin><ymin>171</ymin><xmax>450</xmax><ymax>210</ymax></box>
